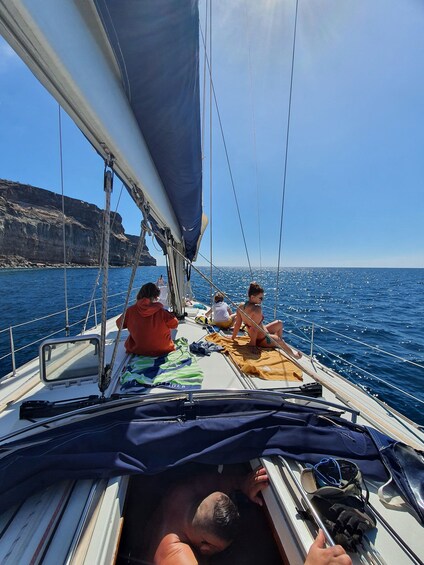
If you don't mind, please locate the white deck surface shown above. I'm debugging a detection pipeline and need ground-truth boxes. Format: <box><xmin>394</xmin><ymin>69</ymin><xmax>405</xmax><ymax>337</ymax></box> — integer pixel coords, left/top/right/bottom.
<box><xmin>0</xmin><ymin>312</ymin><xmax>423</xmax><ymax>564</ymax></box>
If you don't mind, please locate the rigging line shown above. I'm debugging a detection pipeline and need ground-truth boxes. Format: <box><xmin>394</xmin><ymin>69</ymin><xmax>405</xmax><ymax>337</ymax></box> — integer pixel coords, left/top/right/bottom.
<box><xmin>199</xmin><ymin>25</ymin><xmax>253</xmax><ymax>279</ymax></box>
<box><xmin>84</xmin><ymin>181</ymin><xmax>125</xmax><ymax>332</ymax></box>
<box><xmin>304</xmin><ymin>321</ymin><xmax>424</xmax><ymax>370</ymax></box>
<box><xmin>244</xmin><ymin>5</ymin><xmax>262</xmax><ymax>273</ymax></box>
<box><xmin>83</xmin><ymin>269</ymin><xmax>101</xmax><ymax>333</ymax></box>
<box><xmin>209</xmin><ymin>0</ymin><xmax>213</xmax><ymax>308</ymax></box>
<box><xmin>58</xmin><ymin>105</ymin><xmax>69</xmax><ymax>336</ymax></box>
<box><xmin>274</xmin><ymin>0</ymin><xmax>300</xmax><ymax>319</ymax></box>
<box><xmin>152</xmin><ymin>228</ymin><xmax>301</xmax><ymax>364</ymax></box>
<box><xmin>111</xmin><ymin>181</ymin><xmax>124</xmax><ymax>231</ymax></box>
<box><xmin>197</xmin><ymin>250</ymin><xmax>233</xmax><ymax>280</ymax></box>
<box><xmin>109</xmin><ymin>221</ymin><xmax>148</xmax><ymax>376</ymax></box>
<box><xmin>98</xmin><ymin>163</ymin><xmax>113</xmax><ymax>395</ymax></box>
<box><xmin>315</xmin><ymin>342</ymin><xmax>424</xmax><ymax>407</ymax></box>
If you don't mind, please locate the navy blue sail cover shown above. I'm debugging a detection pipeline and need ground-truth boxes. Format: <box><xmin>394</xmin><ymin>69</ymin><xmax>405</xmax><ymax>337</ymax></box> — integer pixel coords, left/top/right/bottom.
<box><xmin>94</xmin><ymin>0</ymin><xmax>202</xmax><ymax>260</ymax></box>
<box><xmin>0</xmin><ymin>397</ymin><xmax>404</xmax><ymax>513</ymax></box>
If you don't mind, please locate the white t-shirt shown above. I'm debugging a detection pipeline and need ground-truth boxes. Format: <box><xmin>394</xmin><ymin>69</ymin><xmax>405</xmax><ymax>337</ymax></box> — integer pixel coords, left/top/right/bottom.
<box><xmin>212</xmin><ymin>301</ymin><xmax>230</xmax><ymax>323</ymax></box>
<box><xmin>159</xmin><ymin>285</ymin><xmax>168</xmax><ymax>308</ymax></box>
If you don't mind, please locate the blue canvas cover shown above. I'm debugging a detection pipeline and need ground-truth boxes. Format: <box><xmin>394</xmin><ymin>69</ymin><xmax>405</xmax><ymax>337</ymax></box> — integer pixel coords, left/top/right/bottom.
<box><xmin>0</xmin><ymin>397</ymin><xmax>393</xmax><ymax>513</ymax></box>
<box><xmin>94</xmin><ymin>0</ymin><xmax>202</xmax><ymax>260</ymax></box>
<box><xmin>367</xmin><ymin>426</ymin><xmax>424</xmax><ymax>523</ymax></box>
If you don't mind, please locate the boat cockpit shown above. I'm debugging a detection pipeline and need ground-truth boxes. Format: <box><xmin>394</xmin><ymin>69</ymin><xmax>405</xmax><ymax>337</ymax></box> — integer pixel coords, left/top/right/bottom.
<box><xmin>117</xmin><ymin>462</ymin><xmax>284</xmax><ymax>565</ymax></box>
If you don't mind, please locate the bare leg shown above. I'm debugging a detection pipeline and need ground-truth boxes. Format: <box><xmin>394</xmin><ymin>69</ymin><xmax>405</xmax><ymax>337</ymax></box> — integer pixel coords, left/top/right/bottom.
<box><xmin>276</xmin><ymin>337</ymin><xmax>302</xmax><ymax>359</ymax></box>
<box><xmin>265</xmin><ymin>320</ymin><xmax>283</xmax><ymax>338</ymax></box>
<box><xmin>260</xmin><ymin>326</ymin><xmax>302</xmax><ymax>359</ymax></box>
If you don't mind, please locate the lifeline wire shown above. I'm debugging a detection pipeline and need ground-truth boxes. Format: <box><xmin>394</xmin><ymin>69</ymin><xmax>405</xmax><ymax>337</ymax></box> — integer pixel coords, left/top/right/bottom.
<box><xmin>83</xmin><ymin>181</ymin><xmax>125</xmax><ymax>333</ymax></box>
<box><xmin>244</xmin><ymin>5</ymin><xmax>262</xmax><ymax>273</ymax></box>
<box><xmin>108</xmin><ymin>220</ymin><xmax>148</xmax><ymax>378</ymax></box>
<box><xmin>151</xmin><ymin>227</ymin><xmax>301</xmax><ymax>366</ymax></box>
<box><xmin>209</xmin><ymin>0</ymin><xmax>214</xmax><ymax>309</ymax></box>
<box><xmin>274</xmin><ymin>0</ymin><xmax>299</xmax><ymax>318</ymax></box>
<box><xmin>199</xmin><ymin>24</ymin><xmax>253</xmax><ymax>279</ymax></box>
<box><xmin>58</xmin><ymin>105</ymin><xmax>69</xmax><ymax>336</ymax></box>
<box><xmin>98</xmin><ymin>163</ymin><xmax>113</xmax><ymax>394</ymax></box>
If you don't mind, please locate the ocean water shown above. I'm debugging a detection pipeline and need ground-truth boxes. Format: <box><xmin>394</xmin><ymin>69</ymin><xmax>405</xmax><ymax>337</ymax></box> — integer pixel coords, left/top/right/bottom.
<box><xmin>0</xmin><ymin>266</ymin><xmax>423</xmax><ymax>424</ymax></box>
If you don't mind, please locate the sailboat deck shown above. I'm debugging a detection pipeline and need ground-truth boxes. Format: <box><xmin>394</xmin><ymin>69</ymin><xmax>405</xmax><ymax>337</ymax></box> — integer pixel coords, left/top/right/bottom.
<box><xmin>0</xmin><ymin>313</ymin><xmax>423</xmax><ymax>565</ymax></box>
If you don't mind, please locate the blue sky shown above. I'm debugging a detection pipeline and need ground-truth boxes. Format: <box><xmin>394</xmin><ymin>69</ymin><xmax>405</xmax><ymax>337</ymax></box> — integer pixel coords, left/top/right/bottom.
<box><xmin>1</xmin><ymin>0</ymin><xmax>423</xmax><ymax>268</ymax></box>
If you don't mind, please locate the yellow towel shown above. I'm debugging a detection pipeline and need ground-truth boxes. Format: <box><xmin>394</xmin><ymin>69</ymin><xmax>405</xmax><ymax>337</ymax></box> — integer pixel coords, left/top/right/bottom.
<box><xmin>206</xmin><ymin>333</ymin><xmax>303</xmax><ymax>382</ymax></box>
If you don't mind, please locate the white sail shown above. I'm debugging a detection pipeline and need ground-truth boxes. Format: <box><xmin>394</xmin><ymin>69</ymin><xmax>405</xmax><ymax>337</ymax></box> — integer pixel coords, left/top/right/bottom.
<box><xmin>0</xmin><ymin>0</ymin><xmax>182</xmax><ymax>242</ymax></box>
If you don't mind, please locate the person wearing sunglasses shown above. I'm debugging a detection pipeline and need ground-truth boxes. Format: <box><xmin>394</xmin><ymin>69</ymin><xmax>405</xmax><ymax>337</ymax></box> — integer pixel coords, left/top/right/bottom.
<box><xmin>232</xmin><ymin>281</ymin><xmax>302</xmax><ymax>359</ymax></box>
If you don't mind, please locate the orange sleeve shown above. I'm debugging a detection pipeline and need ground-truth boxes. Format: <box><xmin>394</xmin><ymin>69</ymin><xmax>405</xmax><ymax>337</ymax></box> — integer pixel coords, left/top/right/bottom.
<box><xmin>116</xmin><ymin>312</ymin><xmax>127</xmax><ymax>329</ymax></box>
<box><xmin>164</xmin><ymin>311</ymin><xmax>179</xmax><ymax>329</ymax></box>
<box><xmin>154</xmin><ymin>534</ymin><xmax>198</xmax><ymax>565</ymax></box>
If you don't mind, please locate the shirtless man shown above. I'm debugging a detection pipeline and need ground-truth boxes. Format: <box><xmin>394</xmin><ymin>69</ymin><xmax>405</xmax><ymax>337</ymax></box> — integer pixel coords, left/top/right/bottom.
<box><xmin>148</xmin><ymin>467</ymin><xmax>351</xmax><ymax>565</ymax></box>
<box><xmin>231</xmin><ymin>281</ymin><xmax>301</xmax><ymax>359</ymax></box>
<box><xmin>148</xmin><ymin>466</ymin><xmax>268</xmax><ymax>564</ymax></box>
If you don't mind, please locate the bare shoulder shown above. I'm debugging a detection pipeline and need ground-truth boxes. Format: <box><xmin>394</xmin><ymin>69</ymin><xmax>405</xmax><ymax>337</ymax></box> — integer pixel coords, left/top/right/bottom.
<box><xmin>154</xmin><ymin>533</ymin><xmax>198</xmax><ymax>565</ymax></box>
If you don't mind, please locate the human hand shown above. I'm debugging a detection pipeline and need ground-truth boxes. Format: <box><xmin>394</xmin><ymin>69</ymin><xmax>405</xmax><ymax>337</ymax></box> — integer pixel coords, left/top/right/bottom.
<box><xmin>242</xmin><ymin>466</ymin><xmax>269</xmax><ymax>506</ymax></box>
<box><xmin>304</xmin><ymin>530</ymin><xmax>352</xmax><ymax>565</ymax></box>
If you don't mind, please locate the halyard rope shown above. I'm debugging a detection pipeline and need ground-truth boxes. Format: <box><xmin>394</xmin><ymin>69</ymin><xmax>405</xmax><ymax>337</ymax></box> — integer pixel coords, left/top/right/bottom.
<box><xmin>58</xmin><ymin>105</ymin><xmax>69</xmax><ymax>336</ymax></box>
<box><xmin>274</xmin><ymin>0</ymin><xmax>299</xmax><ymax>318</ymax></box>
<box><xmin>106</xmin><ymin>220</ymin><xmax>149</xmax><ymax>386</ymax></box>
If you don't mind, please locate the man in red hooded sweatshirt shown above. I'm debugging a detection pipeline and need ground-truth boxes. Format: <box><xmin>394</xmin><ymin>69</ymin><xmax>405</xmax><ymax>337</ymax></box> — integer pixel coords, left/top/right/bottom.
<box><xmin>116</xmin><ymin>282</ymin><xmax>178</xmax><ymax>356</ymax></box>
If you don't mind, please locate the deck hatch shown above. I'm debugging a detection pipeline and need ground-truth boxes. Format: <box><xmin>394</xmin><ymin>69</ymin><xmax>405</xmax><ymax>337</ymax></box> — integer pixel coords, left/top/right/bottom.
<box><xmin>39</xmin><ymin>335</ymin><xmax>100</xmax><ymax>387</ymax></box>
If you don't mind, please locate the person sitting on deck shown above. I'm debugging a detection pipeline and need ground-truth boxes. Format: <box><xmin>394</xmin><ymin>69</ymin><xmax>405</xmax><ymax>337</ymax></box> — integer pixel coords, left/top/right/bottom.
<box><xmin>116</xmin><ymin>282</ymin><xmax>178</xmax><ymax>357</ymax></box>
<box><xmin>148</xmin><ymin>466</ymin><xmax>351</xmax><ymax>565</ymax></box>
<box><xmin>205</xmin><ymin>293</ymin><xmax>237</xmax><ymax>329</ymax></box>
<box><xmin>231</xmin><ymin>281</ymin><xmax>302</xmax><ymax>359</ymax></box>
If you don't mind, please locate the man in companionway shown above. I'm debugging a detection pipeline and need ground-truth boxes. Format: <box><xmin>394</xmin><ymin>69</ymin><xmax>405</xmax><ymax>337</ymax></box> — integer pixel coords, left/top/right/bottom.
<box><xmin>148</xmin><ymin>467</ymin><xmax>352</xmax><ymax>565</ymax></box>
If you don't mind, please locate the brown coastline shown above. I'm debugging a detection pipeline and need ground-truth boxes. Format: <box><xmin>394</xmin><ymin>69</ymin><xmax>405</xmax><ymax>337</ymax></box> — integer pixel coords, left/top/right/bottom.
<box><xmin>0</xmin><ymin>179</ymin><xmax>156</xmax><ymax>268</ymax></box>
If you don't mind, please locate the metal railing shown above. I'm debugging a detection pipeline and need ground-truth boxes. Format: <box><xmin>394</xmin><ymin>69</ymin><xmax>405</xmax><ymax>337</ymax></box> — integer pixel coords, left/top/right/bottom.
<box><xmin>272</xmin><ymin>308</ymin><xmax>424</xmax><ymax>412</ymax></box>
<box><xmin>1</xmin><ymin>293</ymin><xmax>423</xmax><ymax>417</ymax></box>
<box><xmin>193</xmin><ymin>282</ymin><xmax>424</xmax><ymax>415</ymax></box>
<box><xmin>0</xmin><ymin>289</ymin><xmax>138</xmax><ymax>379</ymax></box>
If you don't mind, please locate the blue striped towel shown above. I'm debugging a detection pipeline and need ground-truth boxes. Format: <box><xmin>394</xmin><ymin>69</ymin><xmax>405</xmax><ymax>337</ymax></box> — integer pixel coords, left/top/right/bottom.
<box><xmin>120</xmin><ymin>337</ymin><xmax>204</xmax><ymax>392</ymax></box>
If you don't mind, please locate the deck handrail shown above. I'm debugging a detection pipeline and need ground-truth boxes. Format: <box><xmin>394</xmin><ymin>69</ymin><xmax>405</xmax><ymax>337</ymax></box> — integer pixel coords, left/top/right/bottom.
<box><xmin>192</xmin><ymin>290</ymin><xmax>424</xmax><ymax>412</ymax></box>
<box><xmin>1</xmin><ymin>294</ymin><xmax>423</xmax><ymax>413</ymax></box>
<box><xmin>313</xmin><ymin>341</ymin><xmax>424</xmax><ymax>407</ymax></box>
<box><xmin>0</xmin><ymin>291</ymin><xmax>134</xmax><ymax>376</ymax></box>
<box><xmin>282</xmin><ymin>309</ymin><xmax>424</xmax><ymax>370</ymax></box>
<box><xmin>0</xmin><ymin>289</ymin><xmax>135</xmax><ymax>334</ymax></box>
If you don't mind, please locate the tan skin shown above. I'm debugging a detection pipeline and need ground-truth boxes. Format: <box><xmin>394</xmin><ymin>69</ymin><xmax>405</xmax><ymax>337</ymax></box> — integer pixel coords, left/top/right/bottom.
<box><xmin>148</xmin><ymin>467</ymin><xmax>269</xmax><ymax>565</ymax></box>
<box><xmin>231</xmin><ymin>291</ymin><xmax>302</xmax><ymax>359</ymax></box>
<box><xmin>205</xmin><ymin>302</ymin><xmax>237</xmax><ymax>329</ymax></box>
<box><xmin>305</xmin><ymin>530</ymin><xmax>352</xmax><ymax>565</ymax></box>
<box><xmin>149</xmin><ymin>468</ymin><xmax>351</xmax><ymax>565</ymax></box>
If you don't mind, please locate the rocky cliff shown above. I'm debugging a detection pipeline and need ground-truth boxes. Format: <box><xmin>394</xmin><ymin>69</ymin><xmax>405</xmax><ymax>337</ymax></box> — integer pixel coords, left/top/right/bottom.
<box><xmin>0</xmin><ymin>179</ymin><xmax>156</xmax><ymax>267</ymax></box>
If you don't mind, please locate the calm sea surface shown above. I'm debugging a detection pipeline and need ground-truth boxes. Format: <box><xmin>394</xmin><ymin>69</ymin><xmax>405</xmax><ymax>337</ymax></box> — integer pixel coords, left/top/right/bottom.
<box><xmin>0</xmin><ymin>266</ymin><xmax>423</xmax><ymax>424</ymax></box>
